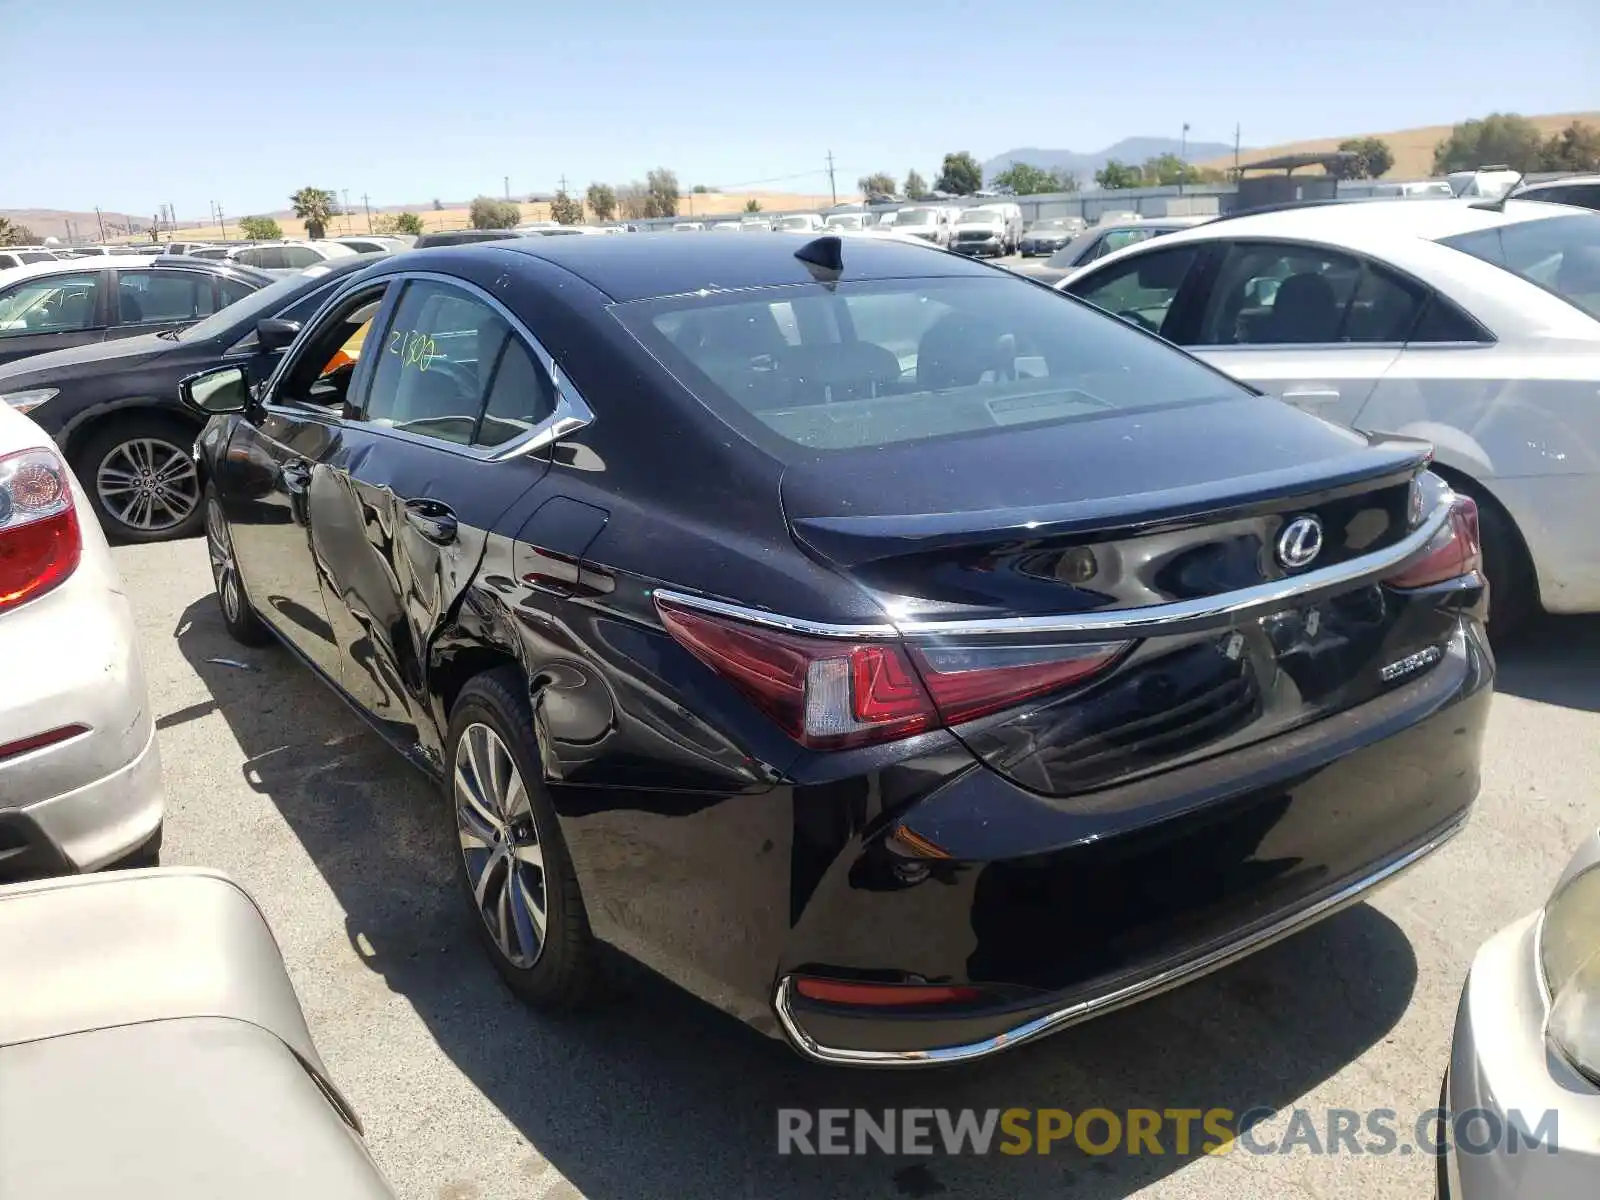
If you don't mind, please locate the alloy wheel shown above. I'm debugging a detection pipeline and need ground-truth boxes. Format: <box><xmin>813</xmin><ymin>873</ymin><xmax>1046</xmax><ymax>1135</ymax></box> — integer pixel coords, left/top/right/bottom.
<box><xmin>96</xmin><ymin>437</ymin><xmax>200</xmax><ymax>533</ymax></box>
<box><xmin>205</xmin><ymin>498</ymin><xmax>241</xmax><ymax>624</ymax></box>
<box><xmin>454</xmin><ymin>722</ymin><xmax>547</xmax><ymax>968</ymax></box>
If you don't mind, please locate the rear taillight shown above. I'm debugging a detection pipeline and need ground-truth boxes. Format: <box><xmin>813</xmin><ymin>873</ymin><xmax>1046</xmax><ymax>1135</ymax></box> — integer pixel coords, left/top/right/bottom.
<box><xmin>1385</xmin><ymin>493</ymin><xmax>1482</xmax><ymax>589</ymax></box>
<box><xmin>0</xmin><ymin>447</ymin><xmax>81</xmax><ymax>612</ymax></box>
<box><xmin>656</xmin><ymin>598</ymin><xmax>1127</xmax><ymax>750</ymax></box>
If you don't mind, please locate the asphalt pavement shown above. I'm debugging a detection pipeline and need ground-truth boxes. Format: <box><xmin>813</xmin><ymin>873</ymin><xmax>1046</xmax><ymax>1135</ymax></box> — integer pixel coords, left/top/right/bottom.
<box><xmin>120</xmin><ymin>537</ymin><xmax>1600</xmax><ymax>1200</ymax></box>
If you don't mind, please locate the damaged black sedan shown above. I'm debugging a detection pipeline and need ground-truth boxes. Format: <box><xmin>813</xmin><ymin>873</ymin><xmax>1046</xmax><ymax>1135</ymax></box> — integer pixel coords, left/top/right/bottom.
<box><xmin>184</xmin><ymin>232</ymin><xmax>1491</xmax><ymax>1066</ymax></box>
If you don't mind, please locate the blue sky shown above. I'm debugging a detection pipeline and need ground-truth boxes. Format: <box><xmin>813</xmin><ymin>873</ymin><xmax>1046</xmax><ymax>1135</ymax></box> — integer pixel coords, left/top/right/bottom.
<box><xmin>4</xmin><ymin>0</ymin><xmax>1596</xmax><ymax>218</ymax></box>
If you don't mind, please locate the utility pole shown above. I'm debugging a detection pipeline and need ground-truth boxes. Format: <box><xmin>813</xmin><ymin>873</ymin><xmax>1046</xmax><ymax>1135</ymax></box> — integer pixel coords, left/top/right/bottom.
<box><xmin>504</xmin><ymin>175</ymin><xmax>511</xmax><ymax>201</ymax></box>
<box><xmin>826</xmin><ymin>150</ymin><xmax>837</xmax><ymax>206</ymax></box>
<box><xmin>558</xmin><ymin>174</ymin><xmax>569</xmax><ymax>195</ymax></box>
<box><xmin>94</xmin><ymin>206</ymin><xmax>106</xmax><ymax>242</ymax></box>
<box><xmin>216</xmin><ymin>201</ymin><xmax>225</xmax><ymax>240</ymax></box>
<box><xmin>342</xmin><ymin>189</ymin><xmax>352</xmax><ymax>233</ymax></box>
<box><xmin>361</xmin><ymin>192</ymin><xmax>372</xmax><ymax>233</ymax></box>
<box><xmin>168</xmin><ymin>202</ymin><xmax>176</xmax><ymax>234</ymax></box>
<box><xmin>1233</xmin><ymin>123</ymin><xmax>1242</xmax><ymax>178</ymax></box>
<box><xmin>1179</xmin><ymin>122</ymin><xmax>1190</xmax><ymax>195</ymax></box>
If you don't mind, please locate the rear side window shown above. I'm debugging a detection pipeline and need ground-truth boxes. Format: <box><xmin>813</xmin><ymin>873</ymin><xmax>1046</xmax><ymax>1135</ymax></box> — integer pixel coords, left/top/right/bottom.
<box><xmin>19</xmin><ymin>251</ymin><xmax>54</xmax><ymax>264</ymax></box>
<box><xmin>1521</xmin><ymin>184</ymin><xmax>1600</xmax><ymax>211</ymax></box>
<box><xmin>361</xmin><ymin>279</ymin><xmax>555</xmax><ymax>448</ymax></box>
<box><xmin>279</xmin><ymin>246</ymin><xmax>322</xmax><ymax>268</ymax></box>
<box><xmin>616</xmin><ymin>275</ymin><xmax>1248</xmax><ymax>454</ymax></box>
<box><xmin>1195</xmin><ymin>242</ymin><xmax>1421</xmax><ymax>345</ymax></box>
<box><xmin>1440</xmin><ymin>213</ymin><xmax>1600</xmax><ymax>319</ymax></box>
<box><xmin>116</xmin><ymin>269</ymin><xmax>217</xmax><ymax>324</ymax></box>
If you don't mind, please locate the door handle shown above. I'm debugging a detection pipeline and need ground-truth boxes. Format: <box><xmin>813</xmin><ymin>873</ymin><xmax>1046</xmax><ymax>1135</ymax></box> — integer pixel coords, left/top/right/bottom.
<box><xmin>1281</xmin><ymin>388</ymin><xmax>1341</xmax><ymax>406</ymax></box>
<box><xmin>280</xmin><ymin>459</ymin><xmax>312</xmax><ymax>493</ymax></box>
<box><xmin>403</xmin><ymin>499</ymin><xmax>458</xmax><ymax>544</ymax></box>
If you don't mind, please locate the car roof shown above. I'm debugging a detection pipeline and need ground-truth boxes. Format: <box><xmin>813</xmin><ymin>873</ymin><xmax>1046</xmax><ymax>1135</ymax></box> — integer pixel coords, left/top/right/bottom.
<box><xmin>1517</xmin><ymin>175</ymin><xmax>1600</xmax><ymax>192</ymax></box>
<box><xmin>426</xmin><ymin>231</ymin><xmax>998</xmax><ymax>302</ymax></box>
<box><xmin>0</xmin><ymin>254</ymin><xmax>160</xmax><ymax>280</ymax></box>
<box><xmin>1165</xmin><ymin>197</ymin><xmax>1574</xmax><ymax>246</ymax></box>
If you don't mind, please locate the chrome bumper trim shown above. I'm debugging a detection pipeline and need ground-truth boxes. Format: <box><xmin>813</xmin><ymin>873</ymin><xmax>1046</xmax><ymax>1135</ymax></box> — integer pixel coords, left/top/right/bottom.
<box><xmin>773</xmin><ymin>811</ymin><xmax>1468</xmax><ymax>1067</ymax></box>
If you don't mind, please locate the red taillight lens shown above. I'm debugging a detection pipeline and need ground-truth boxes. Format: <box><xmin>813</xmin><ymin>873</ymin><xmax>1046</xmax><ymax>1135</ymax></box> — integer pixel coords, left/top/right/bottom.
<box><xmin>655</xmin><ymin>601</ymin><xmax>937</xmax><ymax>749</ymax></box>
<box><xmin>0</xmin><ymin>447</ymin><xmax>81</xmax><ymax>612</ymax></box>
<box><xmin>1385</xmin><ymin>494</ymin><xmax>1482</xmax><ymax>589</ymax></box>
<box><xmin>908</xmin><ymin>641</ymin><xmax>1129</xmax><ymax>725</ymax></box>
<box><xmin>793</xmin><ymin>977</ymin><xmax>984</xmax><ymax>1007</ymax></box>
<box><xmin>656</xmin><ymin>598</ymin><xmax>1128</xmax><ymax>750</ymax></box>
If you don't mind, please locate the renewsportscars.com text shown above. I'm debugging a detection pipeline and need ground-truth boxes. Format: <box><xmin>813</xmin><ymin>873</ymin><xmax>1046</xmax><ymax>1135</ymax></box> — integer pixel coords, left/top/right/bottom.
<box><xmin>777</xmin><ymin>1106</ymin><xmax>1559</xmax><ymax>1158</ymax></box>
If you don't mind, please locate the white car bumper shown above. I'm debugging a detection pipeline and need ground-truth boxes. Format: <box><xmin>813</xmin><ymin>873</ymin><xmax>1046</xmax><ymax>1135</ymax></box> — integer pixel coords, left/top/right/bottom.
<box><xmin>1446</xmin><ymin>856</ymin><xmax>1600</xmax><ymax>1196</ymax></box>
<box><xmin>0</xmin><ymin>511</ymin><xmax>162</xmax><ymax>873</ymax></box>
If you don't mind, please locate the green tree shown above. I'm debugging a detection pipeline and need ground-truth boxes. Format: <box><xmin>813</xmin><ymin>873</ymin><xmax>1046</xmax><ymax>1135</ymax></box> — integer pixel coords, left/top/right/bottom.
<box><xmin>904</xmin><ymin>169</ymin><xmax>929</xmax><ymax>199</ymax></box>
<box><xmin>238</xmin><ymin>215</ymin><xmax>282</xmax><ymax>240</ymax></box>
<box><xmin>645</xmin><ymin>167</ymin><xmax>680</xmax><ymax>218</ymax></box>
<box><xmin>469</xmin><ymin>196</ymin><xmax>521</xmax><ymax>229</ymax></box>
<box><xmin>1329</xmin><ymin>137</ymin><xmax>1395</xmax><ymax>181</ymax></box>
<box><xmin>550</xmin><ymin>190</ymin><xmax>584</xmax><ymax>225</ymax></box>
<box><xmin>586</xmin><ymin>183</ymin><xmax>617</xmax><ymax>222</ymax></box>
<box><xmin>934</xmin><ymin>151</ymin><xmax>983</xmax><ymax>195</ymax></box>
<box><xmin>1138</xmin><ymin>153</ymin><xmax>1203</xmax><ymax>187</ymax></box>
<box><xmin>992</xmin><ymin>161</ymin><xmax>1076</xmax><ymax>195</ymax></box>
<box><xmin>290</xmin><ymin>187</ymin><xmax>338</xmax><ymax>239</ymax></box>
<box><xmin>431</xmin><ymin>198</ymin><xmax>444</xmax><ymax>212</ymax></box>
<box><xmin>1433</xmin><ymin>113</ymin><xmax>1548</xmax><ymax>174</ymax></box>
<box><xmin>0</xmin><ymin>217</ymin><xmax>39</xmax><ymax>246</ymax></box>
<box><xmin>1094</xmin><ymin>159</ymin><xmax>1144</xmax><ymax>189</ymax></box>
<box><xmin>744</xmin><ymin>198</ymin><xmax>762</xmax><ymax>213</ymax></box>
<box><xmin>392</xmin><ymin>212</ymin><xmax>424</xmax><ymax>236</ymax></box>
<box><xmin>1540</xmin><ymin>120</ymin><xmax>1600</xmax><ymax>172</ymax></box>
<box><xmin>858</xmin><ymin>171</ymin><xmax>896</xmax><ymax>197</ymax></box>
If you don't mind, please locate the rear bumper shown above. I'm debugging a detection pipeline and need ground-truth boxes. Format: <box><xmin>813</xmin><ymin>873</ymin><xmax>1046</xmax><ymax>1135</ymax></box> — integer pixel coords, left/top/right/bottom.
<box><xmin>9</xmin><ymin>723</ymin><xmax>164</xmax><ymax>874</ymax></box>
<box><xmin>773</xmin><ymin>619</ymin><xmax>1492</xmax><ymax>1065</ymax></box>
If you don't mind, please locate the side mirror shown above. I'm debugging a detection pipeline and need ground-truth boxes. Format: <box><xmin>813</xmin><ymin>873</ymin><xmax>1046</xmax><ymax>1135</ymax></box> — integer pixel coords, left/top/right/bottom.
<box><xmin>181</xmin><ymin>365</ymin><xmax>249</xmax><ymax>415</ymax></box>
<box><xmin>256</xmin><ymin>318</ymin><xmax>302</xmax><ymax>353</ymax></box>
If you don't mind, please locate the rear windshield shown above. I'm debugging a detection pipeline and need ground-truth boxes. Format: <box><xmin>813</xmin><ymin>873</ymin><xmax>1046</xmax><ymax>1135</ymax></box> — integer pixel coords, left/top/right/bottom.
<box><xmin>1438</xmin><ymin>213</ymin><xmax>1600</xmax><ymax>319</ymax></box>
<box><xmin>614</xmin><ymin>276</ymin><xmax>1248</xmax><ymax>454</ymax></box>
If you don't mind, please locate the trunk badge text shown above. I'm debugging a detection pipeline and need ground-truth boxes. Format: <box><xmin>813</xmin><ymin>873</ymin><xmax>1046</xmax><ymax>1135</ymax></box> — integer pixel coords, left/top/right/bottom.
<box><xmin>1277</xmin><ymin>515</ymin><xmax>1325</xmax><ymax>570</ymax></box>
<box><xmin>1380</xmin><ymin>645</ymin><xmax>1444</xmax><ymax>683</ymax></box>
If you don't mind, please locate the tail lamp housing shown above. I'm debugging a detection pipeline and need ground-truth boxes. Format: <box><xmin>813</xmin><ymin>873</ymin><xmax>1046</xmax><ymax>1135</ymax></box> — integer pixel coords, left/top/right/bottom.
<box><xmin>1385</xmin><ymin>493</ymin><xmax>1482</xmax><ymax>589</ymax></box>
<box><xmin>655</xmin><ymin>597</ymin><xmax>1127</xmax><ymax>751</ymax></box>
<box><xmin>0</xmin><ymin>447</ymin><xmax>81</xmax><ymax>612</ymax></box>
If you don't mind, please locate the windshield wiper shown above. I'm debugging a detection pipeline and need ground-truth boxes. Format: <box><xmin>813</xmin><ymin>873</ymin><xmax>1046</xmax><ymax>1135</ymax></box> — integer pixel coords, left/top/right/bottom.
<box><xmin>155</xmin><ymin>327</ymin><xmax>183</xmax><ymax>340</ymax></box>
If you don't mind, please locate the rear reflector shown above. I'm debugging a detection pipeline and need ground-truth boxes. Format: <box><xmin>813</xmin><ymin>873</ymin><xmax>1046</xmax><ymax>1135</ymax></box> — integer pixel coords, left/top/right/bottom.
<box><xmin>1385</xmin><ymin>493</ymin><xmax>1482</xmax><ymax>589</ymax></box>
<box><xmin>793</xmin><ymin>977</ymin><xmax>984</xmax><ymax>1007</ymax></box>
<box><xmin>0</xmin><ymin>723</ymin><xmax>89</xmax><ymax>762</ymax></box>
<box><xmin>656</xmin><ymin>597</ymin><xmax>1127</xmax><ymax>750</ymax></box>
<box><xmin>0</xmin><ymin>448</ymin><xmax>82</xmax><ymax>612</ymax></box>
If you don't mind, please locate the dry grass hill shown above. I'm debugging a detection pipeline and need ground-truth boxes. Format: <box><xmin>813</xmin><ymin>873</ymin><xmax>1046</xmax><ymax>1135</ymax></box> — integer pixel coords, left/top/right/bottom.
<box><xmin>1198</xmin><ymin>110</ymin><xmax>1600</xmax><ymax>178</ymax></box>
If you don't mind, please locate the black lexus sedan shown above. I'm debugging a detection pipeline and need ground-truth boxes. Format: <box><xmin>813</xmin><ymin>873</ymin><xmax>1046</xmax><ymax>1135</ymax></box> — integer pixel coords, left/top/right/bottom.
<box><xmin>183</xmin><ymin>233</ymin><xmax>1493</xmax><ymax>1066</ymax></box>
<box><xmin>0</xmin><ymin>255</ymin><xmax>385</xmax><ymax>542</ymax></box>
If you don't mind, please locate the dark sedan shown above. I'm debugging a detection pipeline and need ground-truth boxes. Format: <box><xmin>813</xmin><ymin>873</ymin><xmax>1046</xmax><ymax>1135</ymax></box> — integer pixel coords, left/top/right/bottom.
<box><xmin>0</xmin><ymin>256</ymin><xmax>270</xmax><ymax>368</ymax></box>
<box><xmin>0</xmin><ymin>256</ymin><xmax>384</xmax><ymax>542</ymax></box>
<box><xmin>1017</xmin><ymin>217</ymin><xmax>1084</xmax><ymax>256</ymax></box>
<box><xmin>183</xmin><ymin>233</ymin><xmax>1492</xmax><ymax>1066</ymax></box>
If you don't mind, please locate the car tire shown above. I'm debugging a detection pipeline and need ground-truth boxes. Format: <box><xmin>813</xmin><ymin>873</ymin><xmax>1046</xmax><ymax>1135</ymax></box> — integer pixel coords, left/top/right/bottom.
<box><xmin>204</xmin><ymin>486</ymin><xmax>271</xmax><ymax>647</ymax></box>
<box><xmin>1472</xmin><ymin>490</ymin><xmax>1538</xmax><ymax>640</ymax></box>
<box><xmin>446</xmin><ymin>669</ymin><xmax>605</xmax><ymax>1010</ymax></box>
<box><xmin>75</xmin><ymin>412</ymin><xmax>205</xmax><ymax>543</ymax></box>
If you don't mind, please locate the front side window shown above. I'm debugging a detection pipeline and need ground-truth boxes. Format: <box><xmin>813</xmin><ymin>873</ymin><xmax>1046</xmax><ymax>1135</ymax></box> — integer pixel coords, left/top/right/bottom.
<box><xmin>279</xmin><ymin>246</ymin><xmax>322</xmax><ymax>268</ymax></box>
<box><xmin>275</xmin><ymin>285</ymin><xmax>390</xmax><ymax>410</ymax></box>
<box><xmin>1195</xmin><ymin>242</ymin><xmax>1421</xmax><ymax>346</ymax></box>
<box><xmin>361</xmin><ymin>279</ymin><xmax>555</xmax><ymax>448</ymax></box>
<box><xmin>1439</xmin><ymin>213</ymin><xmax>1600</xmax><ymax>319</ymax></box>
<box><xmin>1068</xmin><ymin>244</ymin><xmax>1203</xmax><ymax>337</ymax></box>
<box><xmin>1089</xmin><ymin>228</ymin><xmax>1155</xmax><ymax>262</ymax></box>
<box><xmin>0</xmin><ymin>272</ymin><xmax>101</xmax><ymax>337</ymax></box>
<box><xmin>116</xmin><ymin>269</ymin><xmax>217</xmax><ymax>324</ymax></box>
<box><xmin>617</xmin><ymin>275</ymin><xmax>1247</xmax><ymax>454</ymax></box>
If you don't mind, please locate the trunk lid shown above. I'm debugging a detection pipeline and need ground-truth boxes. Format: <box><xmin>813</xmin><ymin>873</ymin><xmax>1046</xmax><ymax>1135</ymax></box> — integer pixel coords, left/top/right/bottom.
<box><xmin>780</xmin><ymin>396</ymin><xmax>1449</xmax><ymax>797</ymax></box>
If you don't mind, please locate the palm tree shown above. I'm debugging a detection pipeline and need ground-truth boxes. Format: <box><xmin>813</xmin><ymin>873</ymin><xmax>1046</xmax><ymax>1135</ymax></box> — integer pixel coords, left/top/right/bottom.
<box><xmin>290</xmin><ymin>187</ymin><xmax>338</xmax><ymax>240</ymax></box>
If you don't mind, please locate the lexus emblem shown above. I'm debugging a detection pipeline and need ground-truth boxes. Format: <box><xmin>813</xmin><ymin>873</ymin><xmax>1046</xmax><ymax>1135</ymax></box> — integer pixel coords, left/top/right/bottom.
<box><xmin>1277</xmin><ymin>515</ymin><xmax>1324</xmax><ymax>570</ymax></box>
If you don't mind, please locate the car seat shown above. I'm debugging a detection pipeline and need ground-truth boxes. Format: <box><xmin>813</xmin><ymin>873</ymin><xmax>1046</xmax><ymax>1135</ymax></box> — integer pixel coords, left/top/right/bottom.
<box><xmin>1263</xmin><ymin>273</ymin><xmax>1340</xmax><ymax>343</ymax></box>
<box><xmin>915</xmin><ymin>312</ymin><xmax>1016</xmax><ymax>390</ymax></box>
<box><xmin>765</xmin><ymin>341</ymin><xmax>902</xmax><ymax>407</ymax></box>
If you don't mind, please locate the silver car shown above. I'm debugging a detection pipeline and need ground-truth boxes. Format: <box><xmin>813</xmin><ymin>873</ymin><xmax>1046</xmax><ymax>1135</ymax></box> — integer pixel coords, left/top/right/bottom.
<box><xmin>0</xmin><ymin>400</ymin><xmax>162</xmax><ymax>877</ymax></box>
<box><xmin>1446</xmin><ymin>828</ymin><xmax>1600</xmax><ymax>1197</ymax></box>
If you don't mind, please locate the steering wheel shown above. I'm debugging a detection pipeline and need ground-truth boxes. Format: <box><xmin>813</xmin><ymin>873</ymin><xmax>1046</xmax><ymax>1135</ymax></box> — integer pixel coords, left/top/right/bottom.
<box><xmin>1116</xmin><ymin>309</ymin><xmax>1160</xmax><ymax>334</ymax></box>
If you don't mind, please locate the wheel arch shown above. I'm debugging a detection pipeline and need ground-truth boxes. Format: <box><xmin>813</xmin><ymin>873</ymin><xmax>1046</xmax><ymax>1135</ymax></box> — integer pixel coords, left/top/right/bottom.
<box><xmin>1424</xmin><ymin>459</ymin><xmax>1542</xmax><ymax>612</ymax></box>
<box><xmin>59</xmin><ymin>396</ymin><xmax>205</xmax><ymax>469</ymax></box>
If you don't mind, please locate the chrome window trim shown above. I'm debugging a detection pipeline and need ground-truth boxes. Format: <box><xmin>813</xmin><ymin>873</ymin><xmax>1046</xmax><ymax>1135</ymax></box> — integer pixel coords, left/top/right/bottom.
<box><xmin>260</xmin><ymin>267</ymin><xmax>595</xmax><ymax>459</ymax></box>
<box><xmin>773</xmin><ymin>810</ymin><xmax>1468</xmax><ymax>1067</ymax></box>
<box><xmin>655</xmin><ymin>495</ymin><xmax>1453</xmax><ymax>642</ymax></box>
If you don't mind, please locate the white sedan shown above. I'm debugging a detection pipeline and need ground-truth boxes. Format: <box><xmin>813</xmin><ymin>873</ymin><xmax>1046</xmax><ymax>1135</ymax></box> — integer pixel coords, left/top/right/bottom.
<box><xmin>0</xmin><ymin>400</ymin><xmax>162</xmax><ymax>876</ymax></box>
<box><xmin>1058</xmin><ymin>198</ymin><xmax>1600</xmax><ymax>631</ymax></box>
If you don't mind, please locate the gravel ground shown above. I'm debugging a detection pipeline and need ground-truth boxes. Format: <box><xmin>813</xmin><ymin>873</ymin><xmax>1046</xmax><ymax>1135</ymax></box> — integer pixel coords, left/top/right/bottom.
<box><xmin>118</xmin><ymin>537</ymin><xmax>1600</xmax><ymax>1200</ymax></box>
